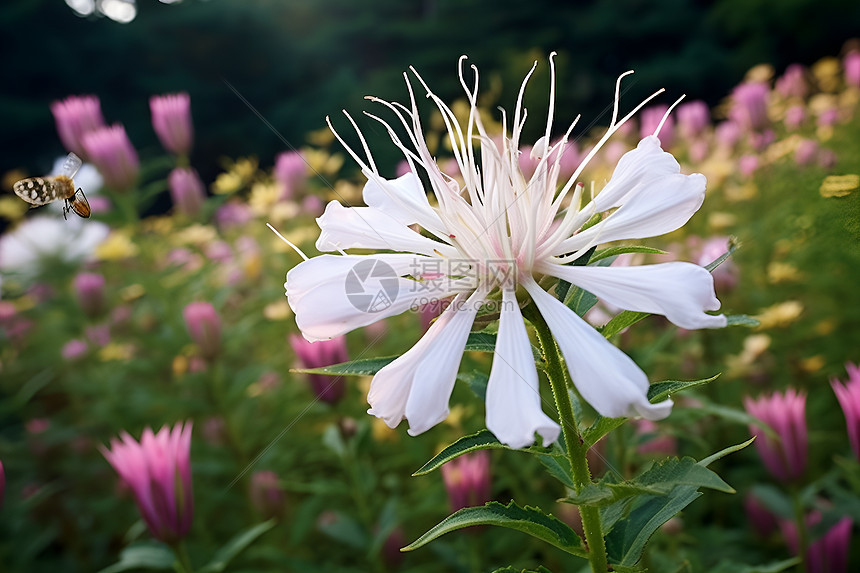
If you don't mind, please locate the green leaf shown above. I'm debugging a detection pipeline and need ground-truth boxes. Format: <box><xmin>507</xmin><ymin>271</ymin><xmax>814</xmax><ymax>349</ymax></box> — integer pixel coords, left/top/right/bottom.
<box><xmin>635</xmin><ymin>457</ymin><xmax>734</xmax><ymax>494</ymax></box>
<box><xmin>562</xmin><ymin>285</ymin><xmax>599</xmax><ymax>317</ymax></box>
<box><xmin>704</xmin><ymin>238</ymin><xmax>738</xmax><ymax>272</ymax></box>
<box><xmin>590</xmin><ymin>246</ymin><xmax>668</xmax><ymax>263</ymax></box>
<box><xmin>697</xmin><ymin>438</ymin><xmax>755</xmax><ymax>468</ymax></box>
<box><xmin>534</xmin><ymin>450</ymin><xmax>575</xmax><ymax>490</ymax></box>
<box><xmin>198</xmin><ymin>520</ymin><xmax>277</xmax><ymax>573</ymax></box>
<box><xmin>554</xmin><ymin>246</ymin><xmax>595</xmax><ymax>302</ymax></box>
<box><xmin>464</xmin><ymin>331</ymin><xmax>498</xmax><ymax>352</ymax></box>
<box><xmin>316</xmin><ymin>511</ymin><xmax>368</xmax><ymax>550</ymax></box>
<box><xmin>402</xmin><ymin>501</ymin><xmax>586</xmax><ymax>557</ymax></box>
<box><xmin>599</xmin><ymin>310</ymin><xmax>651</xmax><ymax>339</ymax></box>
<box><xmin>412</xmin><ymin>430</ymin><xmax>507</xmax><ymax>475</ymax></box>
<box><xmin>97</xmin><ymin>542</ymin><xmax>175</xmax><ymax>573</ymax></box>
<box><xmin>492</xmin><ymin>567</ymin><xmax>555</xmax><ymax>573</ymax></box>
<box><xmin>694</xmin><ymin>401</ymin><xmax>778</xmax><ymax>439</ymax></box>
<box><xmin>563</xmin><ymin>482</ymin><xmax>664</xmax><ymax>508</ymax></box>
<box><xmin>458</xmin><ymin>370</ymin><xmax>489</xmax><ymax>401</ymax></box>
<box><xmin>582</xmin><ymin>416</ymin><xmax>626</xmax><ymax>448</ymax></box>
<box><xmin>296</xmin><ymin>355</ymin><xmax>397</xmax><ymax>377</ymax></box>
<box><xmin>646</xmin><ymin>374</ymin><xmax>721</xmax><ymax>403</ymax></box>
<box><xmin>725</xmin><ymin>314</ymin><xmax>760</xmax><ymax>327</ymax></box>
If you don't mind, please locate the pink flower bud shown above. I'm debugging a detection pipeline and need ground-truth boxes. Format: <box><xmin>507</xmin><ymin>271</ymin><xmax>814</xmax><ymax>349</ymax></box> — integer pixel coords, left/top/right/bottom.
<box><xmin>794</xmin><ymin>139</ymin><xmax>820</xmax><ymax>166</ymax></box>
<box><xmin>168</xmin><ymin>167</ymin><xmax>205</xmax><ymax>217</ymax></box>
<box><xmin>82</xmin><ymin>124</ymin><xmax>140</xmax><ymax>191</ymax></box>
<box><xmin>744</xmin><ymin>492</ymin><xmax>778</xmax><ymax>538</ymax></box>
<box><xmin>440</xmin><ymin>451</ymin><xmax>491</xmax><ymax>512</ymax></box>
<box><xmin>249</xmin><ymin>470</ymin><xmax>286</xmax><ymax>519</ymax></box>
<box><xmin>775</xmin><ymin>64</ymin><xmax>808</xmax><ymax>99</ymax></box>
<box><xmin>832</xmin><ymin>362</ymin><xmax>860</xmax><ymax>462</ymax></box>
<box><xmin>183</xmin><ymin>302</ymin><xmax>221</xmax><ymax>361</ymax></box>
<box><xmin>274</xmin><ymin>151</ymin><xmax>308</xmax><ymax>200</ymax></box>
<box><xmin>101</xmin><ymin>421</ymin><xmax>194</xmax><ymax>543</ymax></box>
<box><xmin>739</xmin><ymin>155</ymin><xmax>759</xmax><ymax>178</ymax></box>
<box><xmin>150</xmin><ymin>93</ymin><xmax>193</xmax><ymax>155</ymax></box>
<box><xmin>633</xmin><ymin>419</ymin><xmax>677</xmax><ymax>456</ymax></box>
<box><xmin>845</xmin><ymin>50</ymin><xmax>860</xmax><ymax>88</ymax></box>
<box><xmin>784</xmin><ymin>105</ymin><xmax>806</xmax><ymax>130</ymax></box>
<box><xmin>51</xmin><ymin>95</ymin><xmax>107</xmax><ymax>159</ymax></box>
<box><xmin>781</xmin><ymin>512</ymin><xmax>853</xmax><ymax>573</ymax></box>
<box><xmin>744</xmin><ymin>389</ymin><xmax>807</xmax><ymax>482</ymax></box>
<box><xmin>289</xmin><ymin>334</ymin><xmax>348</xmax><ymax>404</ymax></box>
<box><xmin>73</xmin><ymin>272</ymin><xmax>106</xmax><ymax>317</ymax></box>
<box><xmin>215</xmin><ymin>201</ymin><xmax>253</xmax><ymax>231</ymax></box>
<box><xmin>640</xmin><ymin>105</ymin><xmax>675</xmax><ymax>148</ymax></box>
<box><xmin>729</xmin><ymin>82</ymin><xmax>770</xmax><ymax>132</ymax></box>
<box><xmin>715</xmin><ymin>121</ymin><xmax>742</xmax><ymax>150</ymax></box>
<box><xmin>85</xmin><ymin>324</ymin><xmax>111</xmax><ymax>347</ymax></box>
<box><xmin>676</xmin><ymin>100</ymin><xmax>710</xmax><ymax>139</ymax></box>
<box><xmin>62</xmin><ymin>339</ymin><xmax>89</xmax><ymax>360</ymax></box>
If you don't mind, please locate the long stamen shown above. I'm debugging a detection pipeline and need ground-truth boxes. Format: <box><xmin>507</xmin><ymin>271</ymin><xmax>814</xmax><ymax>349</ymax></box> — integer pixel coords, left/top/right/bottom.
<box><xmin>267</xmin><ymin>223</ymin><xmax>308</xmax><ymax>261</ymax></box>
<box><xmin>654</xmin><ymin>94</ymin><xmax>686</xmax><ymax>137</ymax></box>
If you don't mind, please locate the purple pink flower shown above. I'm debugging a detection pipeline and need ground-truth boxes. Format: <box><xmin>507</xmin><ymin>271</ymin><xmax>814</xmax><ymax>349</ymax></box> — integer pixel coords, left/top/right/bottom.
<box><xmin>676</xmin><ymin>100</ymin><xmax>710</xmax><ymax>139</ymax></box>
<box><xmin>101</xmin><ymin>421</ymin><xmax>194</xmax><ymax>543</ymax></box>
<box><xmin>440</xmin><ymin>451</ymin><xmax>491</xmax><ymax>512</ymax></box>
<box><xmin>289</xmin><ymin>334</ymin><xmax>348</xmax><ymax>404</ymax></box>
<box><xmin>832</xmin><ymin>362</ymin><xmax>860</xmax><ymax>461</ymax></box>
<box><xmin>183</xmin><ymin>302</ymin><xmax>222</xmax><ymax>361</ymax></box>
<box><xmin>844</xmin><ymin>50</ymin><xmax>860</xmax><ymax>88</ymax></box>
<box><xmin>274</xmin><ymin>151</ymin><xmax>308</xmax><ymax>200</ymax></box>
<box><xmin>73</xmin><ymin>272</ymin><xmax>106</xmax><ymax>317</ymax></box>
<box><xmin>249</xmin><ymin>470</ymin><xmax>286</xmax><ymax>519</ymax></box>
<box><xmin>744</xmin><ymin>389</ymin><xmax>807</xmax><ymax>482</ymax></box>
<box><xmin>781</xmin><ymin>512</ymin><xmax>853</xmax><ymax>573</ymax></box>
<box><xmin>168</xmin><ymin>167</ymin><xmax>206</xmax><ymax>217</ymax></box>
<box><xmin>150</xmin><ymin>93</ymin><xmax>193</xmax><ymax>155</ymax></box>
<box><xmin>51</xmin><ymin>95</ymin><xmax>106</xmax><ymax>159</ymax></box>
<box><xmin>82</xmin><ymin>124</ymin><xmax>140</xmax><ymax>191</ymax></box>
<box><xmin>729</xmin><ymin>82</ymin><xmax>770</xmax><ymax>132</ymax></box>
<box><xmin>640</xmin><ymin>105</ymin><xmax>675</xmax><ymax>148</ymax></box>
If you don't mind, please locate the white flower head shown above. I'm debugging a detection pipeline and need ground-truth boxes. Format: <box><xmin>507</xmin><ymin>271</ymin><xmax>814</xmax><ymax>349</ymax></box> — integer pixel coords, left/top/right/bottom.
<box><xmin>284</xmin><ymin>54</ymin><xmax>726</xmax><ymax>448</ymax></box>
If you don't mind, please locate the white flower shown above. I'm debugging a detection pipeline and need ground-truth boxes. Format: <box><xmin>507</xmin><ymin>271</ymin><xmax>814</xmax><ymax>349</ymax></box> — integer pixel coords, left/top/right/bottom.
<box><xmin>284</xmin><ymin>55</ymin><xmax>726</xmax><ymax>448</ymax></box>
<box><xmin>0</xmin><ymin>216</ymin><xmax>110</xmax><ymax>280</ymax></box>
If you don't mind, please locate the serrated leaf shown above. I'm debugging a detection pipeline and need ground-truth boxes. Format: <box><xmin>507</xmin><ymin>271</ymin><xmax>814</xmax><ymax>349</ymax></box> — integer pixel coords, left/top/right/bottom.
<box><xmin>582</xmin><ymin>416</ymin><xmax>626</xmax><ymax>448</ymax></box>
<box><xmin>646</xmin><ymin>374</ymin><xmax>721</xmax><ymax>403</ymax></box>
<box><xmin>492</xmin><ymin>566</ymin><xmax>555</xmax><ymax>573</ymax></box>
<box><xmin>590</xmin><ymin>246</ymin><xmax>668</xmax><ymax>263</ymax></box>
<box><xmin>562</xmin><ymin>482</ymin><xmax>664</xmax><ymax>507</ymax></box>
<box><xmin>694</xmin><ymin>401</ymin><xmax>778</xmax><ymax>439</ymax></box>
<box><xmin>725</xmin><ymin>314</ymin><xmax>760</xmax><ymax>328</ymax></box>
<box><xmin>458</xmin><ymin>370</ymin><xmax>489</xmax><ymax>401</ymax></box>
<box><xmin>534</xmin><ymin>451</ymin><xmax>575</xmax><ymax>490</ymax></box>
<box><xmin>296</xmin><ymin>356</ymin><xmax>397</xmax><ymax>376</ymax></box>
<box><xmin>198</xmin><ymin>520</ymin><xmax>277</xmax><ymax>573</ymax></box>
<box><xmin>599</xmin><ymin>310</ymin><xmax>651</xmax><ymax>339</ymax></box>
<box><xmin>697</xmin><ymin>437</ymin><xmax>755</xmax><ymax>468</ymax></box>
<box><xmin>464</xmin><ymin>331</ymin><xmax>498</xmax><ymax>352</ymax></box>
<box><xmin>402</xmin><ymin>501</ymin><xmax>586</xmax><ymax>556</ymax></box>
<box><xmin>97</xmin><ymin>542</ymin><xmax>175</xmax><ymax>573</ymax></box>
<box><xmin>636</xmin><ymin>457</ymin><xmax>734</xmax><ymax>494</ymax></box>
<box><xmin>412</xmin><ymin>430</ymin><xmax>507</xmax><ymax>475</ymax></box>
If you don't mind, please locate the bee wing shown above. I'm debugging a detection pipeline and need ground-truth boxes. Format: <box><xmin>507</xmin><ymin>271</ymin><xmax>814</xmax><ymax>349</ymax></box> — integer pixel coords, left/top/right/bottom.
<box><xmin>59</xmin><ymin>153</ymin><xmax>82</xmax><ymax>179</ymax></box>
<box><xmin>69</xmin><ymin>188</ymin><xmax>91</xmax><ymax>218</ymax></box>
<box><xmin>13</xmin><ymin>177</ymin><xmax>59</xmax><ymax>206</ymax></box>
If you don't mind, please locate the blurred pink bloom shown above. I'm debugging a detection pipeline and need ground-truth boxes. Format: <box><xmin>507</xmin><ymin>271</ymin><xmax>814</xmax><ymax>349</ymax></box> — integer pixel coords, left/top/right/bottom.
<box><xmin>74</xmin><ymin>272</ymin><xmax>106</xmax><ymax>317</ymax></box>
<box><xmin>688</xmin><ymin>140</ymin><xmax>709</xmax><ymax>164</ymax></box>
<box><xmin>168</xmin><ymin>167</ymin><xmax>206</xmax><ymax>217</ymax></box>
<box><xmin>395</xmin><ymin>160</ymin><xmax>411</xmax><ymax>177</ymax></box>
<box><xmin>201</xmin><ymin>417</ymin><xmax>225</xmax><ymax>445</ymax></box>
<box><xmin>738</xmin><ymin>155</ymin><xmax>759</xmax><ymax>178</ymax></box>
<box><xmin>381</xmin><ymin>525</ymin><xmax>406</xmax><ymax>568</ymax></box>
<box><xmin>818</xmin><ymin>149</ymin><xmax>837</xmax><ymax>168</ymax></box>
<box><xmin>183</xmin><ymin>302</ymin><xmax>221</xmax><ymax>361</ymax></box>
<box><xmin>150</xmin><ymin>93</ymin><xmax>193</xmax><ymax>155</ymax></box>
<box><xmin>440</xmin><ymin>451</ymin><xmax>491</xmax><ymax>512</ymax></box>
<box><xmin>744</xmin><ymin>389</ymin><xmax>807</xmax><ymax>482</ymax></box>
<box><xmin>249</xmin><ymin>470</ymin><xmax>286</xmax><ymax>519</ymax></box>
<box><xmin>845</xmin><ymin>50</ymin><xmax>860</xmax><ymax>88</ymax></box>
<box><xmin>215</xmin><ymin>201</ymin><xmax>253</xmax><ymax>231</ymax></box>
<box><xmin>86</xmin><ymin>196</ymin><xmax>112</xmax><ymax>214</ymax></box>
<box><xmin>0</xmin><ymin>301</ymin><xmax>16</xmax><ymax>324</ymax></box>
<box><xmin>676</xmin><ymin>100</ymin><xmax>710</xmax><ymax>139</ymax></box>
<box><xmin>794</xmin><ymin>139</ymin><xmax>820</xmax><ymax>166</ymax></box>
<box><xmin>744</xmin><ymin>492</ymin><xmax>778</xmax><ymax>538</ymax></box>
<box><xmin>640</xmin><ymin>105</ymin><xmax>675</xmax><ymax>148</ymax></box>
<box><xmin>289</xmin><ymin>334</ymin><xmax>348</xmax><ymax>404</ymax></box>
<box><xmin>26</xmin><ymin>418</ymin><xmax>50</xmax><ymax>435</ymax></box>
<box><xmin>101</xmin><ymin>421</ymin><xmax>194</xmax><ymax>543</ymax></box>
<box><xmin>166</xmin><ymin>248</ymin><xmax>203</xmax><ymax>272</ymax></box>
<box><xmin>274</xmin><ymin>151</ymin><xmax>308</xmax><ymax>200</ymax></box>
<box><xmin>714</xmin><ymin>121</ymin><xmax>742</xmax><ymax>150</ymax></box>
<box><xmin>82</xmin><ymin>124</ymin><xmax>140</xmax><ymax>191</ymax></box>
<box><xmin>694</xmin><ymin>236</ymin><xmax>738</xmax><ymax>292</ymax></box>
<box><xmin>781</xmin><ymin>512</ymin><xmax>853</xmax><ymax>573</ymax></box>
<box><xmin>729</xmin><ymin>82</ymin><xmax>770</xmax><ymax>132</ymax></box>
<box><xmin>419</xmin><ymin>298</ymin><xmax>449</xmax><ymax>332</ymax></box>
<box><xmin>51</xmin><ymin>95</ymin><xmax>106</xmax><ymax>159</ymax></box>
<box><xmin>205</xmin><ymin>240</ymin><xmax>233</xmax><ymax>264</ymax></box>
<box><xmin>301</xmin><ymin>195</ymin><xmax>324</xmax><ymax>216</ymax></box>
<box><xmin>832</xmin><ymin>362</ymin><xmax>860</xmax><ymax>461</ymax></box>
<box><xmin>633</xmin><ymin>419</ymin><xmax>677</xmax><ymax>456</ymax></box>
<box><xmin>748</xmin><ymin>129</ymin><xmax>775</xmax><ymax>152</ymax></box>
<box><xmin>556</xmin><ymin>140</ymin><xmax>582</xmax><ymax>180</ymax></box>
<box><xmin>784</xmin><ymin>105</ymin><xmax>806</xmax><ymax>130</ymax></box>
<box><xmin>62</xmin><ymin>339</ymin><xmax>89</xmax><ymax>361</ymax></box>
<box><xmin>817</xmin><ymin>107</ymin><xmax>839</xmax><ymax>127</ymax></box>
<box><xmin>775</xmin><ymin>64</ymin><xmax>808</xmax><ymax>99</ymax></box>
<box><xmin>85</xmin><ymin>324</ymin><xmax>111</xmax><ymax>347</ymax></box>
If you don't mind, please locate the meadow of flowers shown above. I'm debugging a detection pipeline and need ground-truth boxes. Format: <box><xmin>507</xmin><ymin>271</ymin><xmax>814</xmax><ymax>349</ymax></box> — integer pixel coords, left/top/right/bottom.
<box><xmin>0</xmin><ymin>41</ymin><xmax>859</xmax><ymax>573</ymax></box>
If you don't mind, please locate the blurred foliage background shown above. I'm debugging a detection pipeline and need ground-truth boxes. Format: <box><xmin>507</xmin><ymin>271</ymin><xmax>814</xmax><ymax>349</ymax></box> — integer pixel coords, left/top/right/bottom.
<box><xmin>4</xmin><ymin>0</ymin><xmax>860</xmax><ymax>183</ymax></box>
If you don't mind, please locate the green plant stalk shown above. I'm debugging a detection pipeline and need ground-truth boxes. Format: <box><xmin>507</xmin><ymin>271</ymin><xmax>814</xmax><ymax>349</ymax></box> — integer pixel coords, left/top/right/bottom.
<box><xmin>171</xmin><ymin>540</ymin><xmax>195</xmax><ymax>573</ymax></box>
<box><xmin>790</xmin><ymin>488</ymin><xmax>809</xmax><ymax>573</ymax></box>
<box><xmin>525</xmin><ymin>306</ymin><xmax>608</xmax><ymax>572</ymax></box>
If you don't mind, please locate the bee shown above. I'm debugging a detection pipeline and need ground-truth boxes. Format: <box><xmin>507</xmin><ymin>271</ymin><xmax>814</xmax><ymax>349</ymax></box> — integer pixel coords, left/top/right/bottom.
<box><xmin>13</xmin><ymin>152</ymin><xmax>91</xmax><ymax>219</ymax></box>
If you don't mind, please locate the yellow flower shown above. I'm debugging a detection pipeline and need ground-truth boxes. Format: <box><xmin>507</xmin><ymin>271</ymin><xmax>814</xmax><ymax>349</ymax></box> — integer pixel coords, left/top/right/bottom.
<box><xmin>263</xmin><ymin>300</ymin><xmax>293</xmax><ymax>321</ymax></box>
<box><xmin>121</xmin><ymin>283</ymin><xmax>145</xmax><ymax>302</ymax></box>
<box><xmin>0</xmin><ymin>196</ymin><xmax>28</xmax><ymax>221</ymax></box>
<box><xmin>99</xmin><ymin>343</ymin><xmax>135</xmax><ymax>361</ymax></box>
<box><xmin>767</xmin><ymin>261</ymin><xmax>803</xmax><ymax>283</ymax></box>
<box><xmin>755</xmin><ymin>301</ymin><xmax>803</xmax><ymax>329</ymax></box>
<box><xmin>302</xmin><ymin>149</ymin><xmax>343</xmax><ymax>176</ymax></box>
<box><xmin>819</xmin><ymin>174</ymin><xmax>859</xmax><ymax>198</ymax></box>
<box><xmin>173</xmin><ymin>224</ymin><xmax>218</xmax><ymax>246</ymax></box>
<box><xmin>212</xmin><ymin>171</ymin><xmax>244</xmax><ymax>195</ymax></box>
<box><xmin>249</xmin><ymin>181</ymin><xmax>281</xmax><ymax>215</ymax></box>
<box><xmin>745</xmin><ymin>63</ymin><xmax>775</xmax><ymax>83</ymax></box>
<box><xmin>799</xmin><ymin>355</ymin><xmax>825</xmax><ymax>373</ymax></box>
<box><xmin>96</xmin><ymin>231</ymin><xmax>139</xmax><ymax>260</ymax></box>
<box><xmin>812</xmin><ymin>57</ymin><xmax>840</xmax><ymax>92</ymax></box>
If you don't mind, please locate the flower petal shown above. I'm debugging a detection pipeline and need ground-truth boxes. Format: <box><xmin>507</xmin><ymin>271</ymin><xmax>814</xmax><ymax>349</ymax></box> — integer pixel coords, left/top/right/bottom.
<box><xmin>286</xmin><ymin>254</ymin><xmax>469</xmax><ymax>341</ymax></box>
<box><xmin>362</xmin><ymin>171</ymin><xmax>444</xmax><ymax>230</ymax></box>
<box><xmin>367</xmin><ymin>290</ymin><xmax>482</xmax><ymax>434</ymax></box>
<box><xmin>523</xmin><ymin>278</ymin><xmax>672</xmax><ymax>420</ymax></box>
<box><xmin>485</xmin><ymin>288</ymin><xmax>560</xmax><ymax>448</ymax></box>
<box><xmin>539</xmin><ymin>261</ymin><xmax>727</xmax><ymax>329</ymax></box>
<box><xmin>557</xmin><ymin>172</ymin><xmax>706</xmax><ymax>254</ymax></box>
<box><xmin>593</xmin><ymin>136</ymin><xmax>682</xmax><ymax>211</ymax></box>
<box><xmin>315</xmin><ymin>201</ymin><xmax>456</xmax><ymax>257</ymax></box>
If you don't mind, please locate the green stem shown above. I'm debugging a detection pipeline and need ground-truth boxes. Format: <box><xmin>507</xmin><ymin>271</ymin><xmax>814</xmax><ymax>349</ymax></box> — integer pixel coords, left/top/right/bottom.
<box><xmin>524</xmin><ymin>305</ymin><xmax>608</xmax><ymax>573</ymax></box>
<box><xmin>790</xmin><ymin>489</ymin><xmax>809</xmax><ymax>573</ymax></box>
<box><xmin>171</xmin><ymin>540</ymin><xmax>195</xmax><ymax>573</ymax></box>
